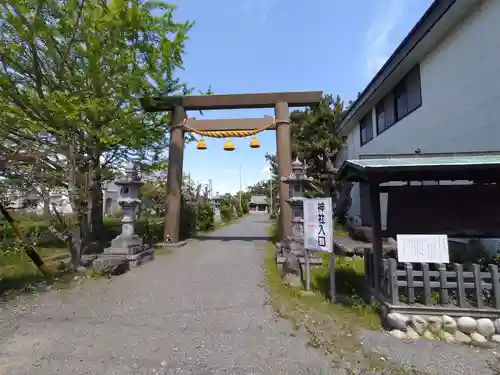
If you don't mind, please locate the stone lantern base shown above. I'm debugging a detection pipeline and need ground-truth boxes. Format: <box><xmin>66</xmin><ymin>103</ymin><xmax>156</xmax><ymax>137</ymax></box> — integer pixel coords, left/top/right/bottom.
<box><xmin>101</xmin><ymin>233</ymin><xmax>156</xmax><ymax>268</ymax></box>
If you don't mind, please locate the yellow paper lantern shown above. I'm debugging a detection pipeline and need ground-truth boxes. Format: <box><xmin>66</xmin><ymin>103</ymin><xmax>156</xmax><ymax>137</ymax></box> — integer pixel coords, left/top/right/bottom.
<box><xmin>223</xmin><ymin>139</ymin><xmax>235</xmax><ymax>151</ymax></box>
<box><xmin>249</xmin><ymin>136</ymin><xmax>260</xmax><ymax>149</ymax></box>
<box><xmin>197</xmin><ymin>138</ymin><xmax>207</xmax><ymax>150</ymax></box>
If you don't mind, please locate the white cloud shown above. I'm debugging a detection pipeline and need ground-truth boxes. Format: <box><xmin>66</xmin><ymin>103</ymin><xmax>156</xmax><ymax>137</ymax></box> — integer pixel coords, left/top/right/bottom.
<box><xmin>237</xmin><ymin>0</ymin><xmax>282</xmax><ymax>22</ymax></box>
<box><xmin>365</xmin><ymin>0</ymin><xmax>405</xmax><ymax>78</ymax></box>
<box><xmin>261</xmin><ymin>165</ymin><xmax>270</xmax><ymax>173</ymax></box>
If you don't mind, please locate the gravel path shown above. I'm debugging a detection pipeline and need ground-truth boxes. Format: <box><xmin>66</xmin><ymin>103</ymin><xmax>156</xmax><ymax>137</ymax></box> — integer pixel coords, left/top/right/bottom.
<box><xmin>0</xmin><ymin>214</ymin><xmax>336</xmax><ymax>374</ymax></box>
<box><xmin>1</xmin><ymin>214</ymin><xmax>499</xmax><ymax>374</ymax></box>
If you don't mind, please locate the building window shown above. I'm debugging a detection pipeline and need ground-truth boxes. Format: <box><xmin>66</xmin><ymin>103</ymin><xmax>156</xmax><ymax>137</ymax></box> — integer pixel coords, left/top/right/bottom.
<box><xmin>395</xmin><ymin>65</ymin><xmax>422</xmax><ymax>121</ymax></box>
<box><xmin>374</xmin><ymin>65</ymin><xmax>422</xmax><ymax>135</ymax></box>
<box><xmin>360</xmin><ymin>113</ymin><xmax>373</xmax><ymax>146</ymax></box>
<box><xmin>376</xmin><ymin>92</ymin><xmax>396</xmax><ymax>134</ymax></box>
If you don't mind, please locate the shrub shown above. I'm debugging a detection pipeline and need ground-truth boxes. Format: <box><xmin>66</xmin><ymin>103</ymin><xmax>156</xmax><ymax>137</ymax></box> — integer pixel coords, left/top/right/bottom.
<box><xmin>220</xmin><ymin>199</ymin><xmax>233</xmax><ymax>223</ymax></box>
<box><xmin>197</xmin><ymin>200</ymin><xmax>215</xmax><ymax>232</ymax></box>
<box><xmin>235</xmin><ymin>204</ymin><xmax>242</xmax><ymax>218</ymax></box>
<box><xmin>0</xmin><ymin>213</ymin><xmax>167</xmax><ymax>246</ymax></box>
<box><xmin>241</xmin><ymin>197</ymin><xmax>249</xmax><ymax>214</ymax></box>
<box><xmin>180</xmin><ymin>196</ymin><xmax>197</xmax><ymax>239</ymax></box>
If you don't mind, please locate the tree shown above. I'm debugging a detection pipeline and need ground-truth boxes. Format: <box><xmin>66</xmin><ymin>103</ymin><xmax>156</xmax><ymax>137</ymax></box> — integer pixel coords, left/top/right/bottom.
<box><xmin>241</xmin><ymin>193</ymin><xmax>249</xmax><ymax>214</ymax></box>
<box><xmin>247</xmin><ymin>180</ymin><xmax>270</xmax><ymax>196</ymax></box>
<box><xmin>219</xmin><ymin>198</ymin><xmax>233</xmax><ymax>223</ymax></box>
<box><xmin>197</xmin><ymin>200</ymin><xmax>214</xmax><ymax>232</ymax></box>
<box><xmin>140</xmin><ymin>163</ymin><xmax>169</xmax><ymax>217</ymax></box>
<box><xmin>0</xmin><ymin>1</ymin><xmax>193</xmax><ymax>268</ymax></box>
<box><xmin>267</xmin><ymin>94</ymin><xmax>347</xmax><ymax>199</ymax></box>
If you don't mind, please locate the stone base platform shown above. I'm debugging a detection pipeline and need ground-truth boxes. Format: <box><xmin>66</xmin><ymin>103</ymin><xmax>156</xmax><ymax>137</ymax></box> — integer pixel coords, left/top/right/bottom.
<box><xmin>155</xmin><ymin>240</ymin><xmax>187</xmax><ymax>249</ymax></box>
<box><xmin>126</xmin><ymin>247</ymin><xmax>155</xmax><ymax>267</ymax></box>
<box><xmin>276</xmin><ymin>255</ymin><xmax>323</xmax><ymax>267</ymax></box>
<box><xmin>94</xmin><ymin>247</ymin><xmax>155</xmax><ymax>275</ymax></box>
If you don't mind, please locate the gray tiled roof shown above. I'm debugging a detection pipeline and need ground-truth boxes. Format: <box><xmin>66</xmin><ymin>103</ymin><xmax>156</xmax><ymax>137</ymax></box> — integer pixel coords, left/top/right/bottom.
<box><xmin>249</xmin><ymin>195</ymin><xmax>268</xmax><ymax>205</ymax></box>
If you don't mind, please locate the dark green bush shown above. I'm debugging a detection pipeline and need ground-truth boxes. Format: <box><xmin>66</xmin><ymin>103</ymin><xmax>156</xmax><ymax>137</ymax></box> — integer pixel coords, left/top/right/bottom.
<box><xmin>0</xmin><ymin>215</ymin><xmax>165</xmax><ymax>250</ymax></box>
<box><xmin>220</xmin><ymin>199</ymin><xmax>233</xmax><ymax>223</ymax></box>
<box><xmin>241</xmin><ymin>195</ymin><xmax>249</xmax><ymax>215</ymax></box>
<box><xmin>235</xmin><ymin>204</ymin><xmax>242</xmax><ymax>218</ymax></box>
<box><xmin>197</xmin><ymin>200</ymin><xmax>215</xmax><ymax>232</ymax></box>
<box><xmin>179</xmin><ymin>197</ymin><xmax>197</xmax><ymax>239</ymax></box>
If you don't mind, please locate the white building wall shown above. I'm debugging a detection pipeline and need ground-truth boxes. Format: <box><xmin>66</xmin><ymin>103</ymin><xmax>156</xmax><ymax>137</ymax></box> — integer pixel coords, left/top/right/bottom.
<box><xmin>346</xmin><ymin>0</ymin><xmax>500</xmax><ymax>222</ymax></box>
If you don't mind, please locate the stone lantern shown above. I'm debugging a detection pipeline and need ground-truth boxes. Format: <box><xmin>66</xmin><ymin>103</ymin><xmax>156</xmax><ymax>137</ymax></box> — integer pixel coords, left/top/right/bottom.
<box><xmin>276</xmin><ymin>158</ymin><xmax>322</xmax><ymax>284</ymax></box>
<box><xmin>94</xmin><ymin>163</ymin><xmax>155</xmax><ymax>272</ymax></box>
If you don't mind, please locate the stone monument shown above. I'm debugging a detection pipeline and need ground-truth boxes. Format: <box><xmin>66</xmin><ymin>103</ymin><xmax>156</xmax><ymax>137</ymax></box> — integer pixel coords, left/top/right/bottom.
<box><xmin>93</xmin><ymin>163</ymin><xmax>155</xmax><ymax>273</ymax></box>
<box><xmin>276</xmin><ymin>158</ymin><xmax>322</xmax><ymax>286</ymax></box>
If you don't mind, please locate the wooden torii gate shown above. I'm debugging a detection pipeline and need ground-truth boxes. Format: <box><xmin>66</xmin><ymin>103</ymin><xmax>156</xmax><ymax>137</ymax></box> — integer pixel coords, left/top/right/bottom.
<box><xmin>141</xmin><ymin>91</ymin><xmax>323</xmax><ymax>245</ymax></box>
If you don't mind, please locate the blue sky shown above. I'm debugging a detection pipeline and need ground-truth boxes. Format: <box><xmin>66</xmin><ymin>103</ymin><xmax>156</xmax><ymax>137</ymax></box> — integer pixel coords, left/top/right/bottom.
<box><xmin>172</xmin><ymin>0</ymin><xmax>433</xmax><ymax>195</ymax></box>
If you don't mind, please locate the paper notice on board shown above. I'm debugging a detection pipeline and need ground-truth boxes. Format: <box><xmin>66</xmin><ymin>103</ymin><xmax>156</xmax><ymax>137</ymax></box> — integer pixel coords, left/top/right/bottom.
<box><xmin>396</xmin><ymin>234</ymin><xmax>449</xmax><ymax>263</ymax></box>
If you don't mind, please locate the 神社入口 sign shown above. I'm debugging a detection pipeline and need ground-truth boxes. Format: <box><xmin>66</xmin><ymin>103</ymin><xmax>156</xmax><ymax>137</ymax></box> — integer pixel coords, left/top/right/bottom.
<box><xmin>304</xmin><ymin>198</ymin><xmax>333</xmax><ymax>253</ymax></box>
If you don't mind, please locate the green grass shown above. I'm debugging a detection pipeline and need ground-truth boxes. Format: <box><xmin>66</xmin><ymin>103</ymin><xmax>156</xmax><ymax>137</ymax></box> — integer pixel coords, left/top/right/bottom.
<box><xmin>265</xmin><ymin>236</ymin><xmax>380</xmax><ymax>331</ymax></box>
<box><xmin>0</xmin><ymin>246</ymin><xmax>79</xmax><ymax>299</ymax></box>
<box><xmin>265</xmin><ymin>223</ymin><xmax>427</xmax><ymax>374</ymax></box>
<box><xmin>333</xmin><ymin>220</ymin><xmax>349</xmax><ymax>237</ymax></box>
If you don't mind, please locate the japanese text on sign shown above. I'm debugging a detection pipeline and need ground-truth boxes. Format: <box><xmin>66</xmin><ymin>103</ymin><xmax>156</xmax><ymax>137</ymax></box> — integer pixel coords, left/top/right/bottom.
<box><xmin>396</xmin><ymin>234</ymin><xmax>449</xmax><ymax>263</ymax></box>
<box><xmin>304</xmin><ymin>198</ymin><xmax>333</xmax><ymax>253</ymax></box>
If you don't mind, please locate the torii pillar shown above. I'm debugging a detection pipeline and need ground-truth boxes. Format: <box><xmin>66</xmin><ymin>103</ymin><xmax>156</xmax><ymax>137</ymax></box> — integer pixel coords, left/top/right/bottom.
<box><xmin>164</xmin><ymin>105</ymin><xmax>186</xmax><ymax>244</ymax></box>
<box><xmin>275</xmin><ymin>101</ymin><xmax>293</xmax><ymax>238</ymax></box>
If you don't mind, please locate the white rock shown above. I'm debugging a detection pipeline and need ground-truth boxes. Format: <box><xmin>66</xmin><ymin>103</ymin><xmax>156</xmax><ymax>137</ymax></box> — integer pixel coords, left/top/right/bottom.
<box><xmin>422</xmin><ymin>330</ymin><xmax>435</xmax><ymax>340</ymax></box>
<box><xmin>389</xmin><ymin>329</ymin><xmax>406</xmax><ymax>339</ymax></box>
<box><xmin>457</xmin><ymin>317</ymin><xmax>477</xmax><ymax>333</ymax></box>
<box><xmin>454</xmin><ymin>331</ymin><xmax>471</xmax><ymax>344</ymax></box>
<box><xmin>410</xmin><ymin>315</ymin><xmax>427</xmax><ymax>335</ymax></box>
<box><xmin>439</xmin><ymin>331</ymin><xmax>456</xmax><ymax>344</ymax></box>
<box><xmin>406</xmin><ymin>326</ymin><xmax>420</xmax><ymax>340</ymax></box>
<box><xmin>387</xmin><ymin>312</ymin><xmax>409</xmax><ymax>331</ymax></box>
<box><xmin>442</xmin><ymin>315</ymin><xmax>457</xmax><ymax>334</ymax></box>
<box><xmin>491</xmin><ymin>334</ymin><xmax>500</xmax><ymax>343</ymax></box>
<box><xmin>427</xmin><ymin>316</ymin><xmax>443</xmax><ymax>334</ymax></box>
<box><xmin>494</xmin><ymin>318</ymin><xmax>500</xmax><ymax>334</ymax></box>
<box><xmin>470</xmin><ymin>332</ymin><xmax>487</xmax><ymax>343</ymax></box>
<box><xmin>477</xmin><ymin>318</ymin><xmax>495</xmax><ymax>338</ymax></box>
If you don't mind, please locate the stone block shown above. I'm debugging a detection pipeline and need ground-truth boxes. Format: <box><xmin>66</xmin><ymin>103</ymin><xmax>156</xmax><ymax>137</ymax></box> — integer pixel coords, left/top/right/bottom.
<box><xmin>157</xmin><ymin>240</ymin><xmax>187</xmax><ymax>249</ymax></box>
<box><xmin>104</xmin><ymin>244</ymin><xmax>144</xmax><ymax>255</ymax></box>
<box><xmin>93</xmin><ymin>255</ymin><xmax>130</xmax><ymax>275</ymax></box>
<box><xmin>127</xmin><ymin>247</ymin><xmax>155</xmax><ymax>267</ymax></box>
<box><xmin>110</xmin><ymin>234</ymin><xmax>143</xmax><ymax>250</ymax></box>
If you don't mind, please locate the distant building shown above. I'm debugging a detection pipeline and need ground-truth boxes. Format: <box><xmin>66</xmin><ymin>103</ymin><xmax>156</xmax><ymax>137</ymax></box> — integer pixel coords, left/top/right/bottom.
<box><xmin>248</xmin><ymin>195</ymin><xmax>269</xmax><ymax>212</ymax></box>
<box><xmin>8</xmin><ymin>188</ymin><xmax>72</xmax><ymax>215</ymax></box>
<box><xmin>102</xmin><ymin>180</ymin><xmax>121</xmax><ymax>216</ymax></box>
<box><xmin>7</xmin><ymin>181</ymin><xmax>122</xmax><ymax>216</ymax></box>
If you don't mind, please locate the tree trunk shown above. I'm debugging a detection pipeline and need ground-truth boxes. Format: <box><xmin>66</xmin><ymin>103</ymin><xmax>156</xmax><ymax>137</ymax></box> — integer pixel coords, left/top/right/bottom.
<box><xmin>88</xmin><ymin>155</ymin><xmax>103</xmax><ymax>237</ymax></box>
<box><xmin>67</xmin><ymin>170</ymin><xmax>84</xmax><ymax>269</ymax></box>
<box><xmin>40</xmin><ymin>185</ymin><xmax>51</xmax><ymax>219</ymax></box>
<box><xmin>43</xmin><ymin>199</ymin><xmax>51</xmax><ymax>218</ymax></box>
<box><xmin>65</xmin><ymin>143</ymin><xmax>89</xmax><ymax>269</ymax></box>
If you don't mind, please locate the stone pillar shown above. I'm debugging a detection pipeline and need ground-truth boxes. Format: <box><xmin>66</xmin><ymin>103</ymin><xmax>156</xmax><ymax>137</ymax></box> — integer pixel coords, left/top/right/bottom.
<box><xmin>165</xmin><ymin>105</ymin><xmax>186</xmax><ymax>244</ymax></box>
<box><xmin>275</xmin><ymin>101</ymin><xmax>293</xmax><ymax>239</ymax></box>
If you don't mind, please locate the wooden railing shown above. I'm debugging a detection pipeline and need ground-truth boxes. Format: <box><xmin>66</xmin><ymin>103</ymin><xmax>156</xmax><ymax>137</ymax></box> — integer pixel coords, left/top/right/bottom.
<box><xmin>364</xmin><ymin>249</ymin><xmax>500</xmax><ymax>317</ymax></box>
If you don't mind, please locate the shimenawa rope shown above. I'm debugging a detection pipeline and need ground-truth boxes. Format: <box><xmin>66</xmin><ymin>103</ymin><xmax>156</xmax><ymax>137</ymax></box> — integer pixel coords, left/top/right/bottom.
<box><xmin>181</xmin><ymin>117</ymin><xmax>275</xmax><ymax>138</ymax></box>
